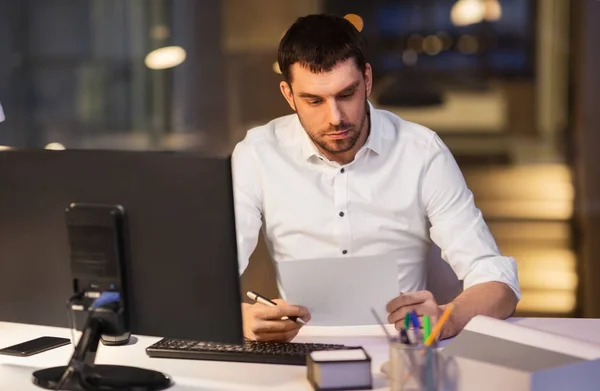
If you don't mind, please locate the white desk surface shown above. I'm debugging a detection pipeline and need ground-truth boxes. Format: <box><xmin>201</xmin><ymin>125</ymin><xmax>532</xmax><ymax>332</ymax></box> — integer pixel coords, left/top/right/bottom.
<box><xmin>2</xmin><ymin>318</ymin><xmax>600</xmax><ymax>391</ymax></box>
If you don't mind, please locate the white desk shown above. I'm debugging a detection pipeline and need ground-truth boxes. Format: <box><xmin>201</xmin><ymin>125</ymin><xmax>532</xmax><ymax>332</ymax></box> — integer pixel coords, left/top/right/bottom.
<box><xmin>2</xmin><ymin>318</ymin><xmax>600</xmax><ymax>391</ymax></box>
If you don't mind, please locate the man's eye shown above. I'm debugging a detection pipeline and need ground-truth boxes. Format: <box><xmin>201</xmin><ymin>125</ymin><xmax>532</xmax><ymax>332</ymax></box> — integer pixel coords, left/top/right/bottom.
<box><xmin>338</xmin><ymin>92</ymin><xmax>354</xmax><ymax>99</ymax></box>
<box><xmin>308</xmin><ymin>99</ymin><xmax>322</xmax><ymax>106</ymax></box>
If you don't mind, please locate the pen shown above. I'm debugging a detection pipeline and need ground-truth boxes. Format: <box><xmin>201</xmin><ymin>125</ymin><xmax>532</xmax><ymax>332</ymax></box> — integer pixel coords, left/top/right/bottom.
<box><xmin>423</xmin><ymin>315</ymin><xmax>431</xmax><ymax>343</ymax></box>
<box><xmin>406</xmin><ymin>327</ymin><xmax>417</xmax><ymax>345</ymax></box>
<box><xmin>246</xmin><ymin>290</ymin><xmax>307</xmax><ymax>325</ymax></box>
<box><xmin>370</xmin><ymin>308</ymin><xmax>395</xmax><ymax>342</ymax></box>
<box><xmin>410</xmin><ymin>311</ymin><xmax>422</xmax><ymax>344</ymax></box>
<box><xmin>409</xmin><ymin>311</ymin><xmax>420</xmax><ymax>329</ymax></box>
<box><xmin>424</xmin><ymin>304</ymin><xmax>454</xmax><ymax>346</ymax></box>
<box><xmin>399</xmin><ymin>328</ymin><xmax>411</xmax><ymax>345</ymax></box>
<box><xmin>403</xmin><ymin>312</ymin><xmax>420</xmax><ymax>345</ymax></box>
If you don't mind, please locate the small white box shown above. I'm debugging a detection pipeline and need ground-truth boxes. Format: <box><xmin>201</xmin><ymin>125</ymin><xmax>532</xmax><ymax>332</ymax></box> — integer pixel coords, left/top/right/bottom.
<box><xmin>307</xmin><ymin>348</ymin><xmax>372</xmax><ymax>390</ymax></box>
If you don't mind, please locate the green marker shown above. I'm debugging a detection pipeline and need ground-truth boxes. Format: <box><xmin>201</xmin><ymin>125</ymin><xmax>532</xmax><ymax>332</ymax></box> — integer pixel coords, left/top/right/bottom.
<box><xmin>423</xmin><ymin>315</ymin><xmax>431</xmax><ymax>343</ymax></box>
<box><xmin>404</xmin><ymin>313</ymin><xmax>411</xmax><ymax>329</ymax></box>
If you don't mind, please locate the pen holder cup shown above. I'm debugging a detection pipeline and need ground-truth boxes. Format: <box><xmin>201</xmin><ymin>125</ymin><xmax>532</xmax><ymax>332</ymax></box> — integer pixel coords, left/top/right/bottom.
<box><xmin>388</xmin><ymin>341</ymin><xmax>454</xmax><ymax>391</ymax></box>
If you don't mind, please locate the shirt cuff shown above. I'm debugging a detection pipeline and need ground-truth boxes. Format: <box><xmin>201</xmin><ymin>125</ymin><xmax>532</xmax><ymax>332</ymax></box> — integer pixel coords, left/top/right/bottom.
<box><xmin>462</xmin><ymin>255</ymin><xmax>522</xmax><ymax>301</ymax></box>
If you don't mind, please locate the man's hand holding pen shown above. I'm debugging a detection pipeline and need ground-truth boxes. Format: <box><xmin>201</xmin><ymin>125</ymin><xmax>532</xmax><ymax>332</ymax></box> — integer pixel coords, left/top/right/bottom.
<box><xmin>242</xmin><ymin>291</ymin><xmax>311</xmax><ymax>342</ymax></box>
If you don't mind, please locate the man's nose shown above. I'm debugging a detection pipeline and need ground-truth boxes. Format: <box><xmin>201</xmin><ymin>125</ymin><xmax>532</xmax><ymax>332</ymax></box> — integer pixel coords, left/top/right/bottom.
<box><xmin>327</xmin><ymin>101</ymin><xmax>342</xmax><ymax>126</ymax></box>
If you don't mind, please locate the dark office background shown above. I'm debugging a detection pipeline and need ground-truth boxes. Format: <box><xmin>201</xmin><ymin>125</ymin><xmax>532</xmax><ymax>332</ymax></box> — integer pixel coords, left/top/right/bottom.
<box><xmin>1</xmin><ymin>0</ymin><xmax>599</xmax><ymax>318</ymax></box>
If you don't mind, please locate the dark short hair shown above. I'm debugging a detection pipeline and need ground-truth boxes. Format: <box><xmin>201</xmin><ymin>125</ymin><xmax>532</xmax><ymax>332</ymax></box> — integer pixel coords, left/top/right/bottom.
<box><xmin>277</xmin><ymin>14</ymin><xmax>366</xmax><ymax>83</ymax></box>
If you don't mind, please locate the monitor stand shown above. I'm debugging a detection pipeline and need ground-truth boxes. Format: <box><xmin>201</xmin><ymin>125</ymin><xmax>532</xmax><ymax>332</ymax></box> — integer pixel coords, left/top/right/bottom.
<box><xmin>31</xmin><ymin>313</ymin><xmax>172</xmax><ymax>391</ymax></box>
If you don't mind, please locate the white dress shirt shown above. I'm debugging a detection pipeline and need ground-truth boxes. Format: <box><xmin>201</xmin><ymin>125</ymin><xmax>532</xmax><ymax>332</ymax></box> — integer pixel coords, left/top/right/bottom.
<box><xmin>231</xmin><ymin>102</ymin><xmax>521</xmax><ymax>299</ymax></box>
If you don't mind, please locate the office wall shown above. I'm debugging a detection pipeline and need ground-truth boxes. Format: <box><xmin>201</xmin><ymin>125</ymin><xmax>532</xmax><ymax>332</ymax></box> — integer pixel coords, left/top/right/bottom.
<box><xmin>222</xmin><ymin>0</ymin><xmax>322</xmax><ymax>53</ymax></box>
<box><xmin>222</xmin><ymin>0</ymin><xmax>322</xmax><ymax>146</ymax></box>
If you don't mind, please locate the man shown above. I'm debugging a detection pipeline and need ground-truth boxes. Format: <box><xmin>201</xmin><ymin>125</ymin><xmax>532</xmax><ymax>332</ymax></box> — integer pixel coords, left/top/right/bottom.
<box><xmin>232</xmin><ymin>14</ymin><xmax>520</xmax><ymax>342</ymax></box>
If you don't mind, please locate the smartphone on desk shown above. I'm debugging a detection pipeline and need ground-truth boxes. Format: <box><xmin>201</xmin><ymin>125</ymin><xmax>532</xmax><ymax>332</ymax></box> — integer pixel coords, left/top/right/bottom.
<box><xmin>0</xmin><ymin>336</ymin><xmax>71</xmax><ymax>357</ymax></box>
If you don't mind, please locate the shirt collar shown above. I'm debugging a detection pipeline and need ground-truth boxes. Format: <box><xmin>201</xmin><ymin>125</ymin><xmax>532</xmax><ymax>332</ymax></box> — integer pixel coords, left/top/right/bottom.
<box><xmin>296</xmin><ymin>100</ymin><xmax>383</xmax><ymax>162</ymax></box>
<box><xmin>296</xmin><ymin>116</ymin><xmax>322</xmax><ymax>162</ymax></box>
<box><xmin>362</xmin><ymin>101</ymin><xmax>383</xmax><ymax>156</ymax></box>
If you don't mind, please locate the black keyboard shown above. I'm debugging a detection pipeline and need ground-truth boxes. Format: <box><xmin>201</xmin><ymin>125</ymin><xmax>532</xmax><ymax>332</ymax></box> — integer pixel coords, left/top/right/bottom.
<box><xmin>146</xmin><ymin>338</ymin><xmax>357</xmax><ymax>366</ymax></box>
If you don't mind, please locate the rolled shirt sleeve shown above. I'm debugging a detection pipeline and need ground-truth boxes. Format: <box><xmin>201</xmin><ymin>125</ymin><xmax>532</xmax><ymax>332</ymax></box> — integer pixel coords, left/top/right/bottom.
<box><xmin>421</xmin><ymin>133</ymin><xmax>521</xmax><ymax>300</ymax></box>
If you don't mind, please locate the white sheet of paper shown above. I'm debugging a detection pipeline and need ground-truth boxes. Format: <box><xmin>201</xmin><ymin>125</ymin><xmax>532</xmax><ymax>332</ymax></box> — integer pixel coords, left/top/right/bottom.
<box><xmin>276</xmin><ymin>254</ymin><xmax>401</xmax><ymax>326</ymax></box>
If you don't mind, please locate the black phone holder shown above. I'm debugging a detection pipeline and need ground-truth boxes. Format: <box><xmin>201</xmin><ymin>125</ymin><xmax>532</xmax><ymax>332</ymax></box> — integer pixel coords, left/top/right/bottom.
<box><xmin>69</xmin><ymin>296</ymin><xmax>132</xmax><ymax>347</ymax></box>
<box><xmin>31</xmin><ymin>292</ymin><xmax>172</xmax><ymax>391</ymax></box>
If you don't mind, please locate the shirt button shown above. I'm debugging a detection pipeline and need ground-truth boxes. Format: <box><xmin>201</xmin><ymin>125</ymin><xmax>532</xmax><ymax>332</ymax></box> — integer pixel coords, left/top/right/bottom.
<box><xmin>339</xmin><ymin>211</ymin><xmax>345</xmax><ymax>217</ymax></box>
<box><xmin>342</xmin><ymin>250</ymin><xmax>348</xmax><ymax>255</ymax></box>
<box><xmin>340</xmin><ymin>168</ymin><xmax>345</xmax><ymax>173</ymax></box>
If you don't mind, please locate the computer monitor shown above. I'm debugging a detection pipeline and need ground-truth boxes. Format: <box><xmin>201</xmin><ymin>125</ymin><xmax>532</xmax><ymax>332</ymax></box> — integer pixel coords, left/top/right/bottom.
<box><xmin>0</xmin><ymin>149</ymin><xmax>244</xmax><ymax>390</ymax></box>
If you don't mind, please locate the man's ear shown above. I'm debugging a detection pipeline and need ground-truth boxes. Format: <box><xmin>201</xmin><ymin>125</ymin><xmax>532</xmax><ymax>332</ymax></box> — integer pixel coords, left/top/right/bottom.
<box><xmin>364</xmin><ymin>63</ymin><xmax>373</xmax><ymax>98</ymax></box>
<box><xmin>279</xmin><ymin>81</ymin><xmax>296</xmax><ymax>112</ymax></box>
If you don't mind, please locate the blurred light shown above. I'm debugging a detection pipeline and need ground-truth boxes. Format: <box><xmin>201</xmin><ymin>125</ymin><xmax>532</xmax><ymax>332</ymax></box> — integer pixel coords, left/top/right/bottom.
<box><xmin>423</xmin><ymin>35</ymin><xmax>443</xmax><ymax>56</ymax></box>
<box><xmin>457</xmin><ymin>35</ymin><xmax>479</xmax><ymax>54</ymax></box>
<box><xmin>517</xmin><ymin>291</ymin><xmax>576</xmax><ymax>313</ymax></box>
<box><xmin>145</xmin><ymin>46</ymin><xmax>187</xmax><ymax>70</ymax></box>
<box><xmin>344</xmin><ymin>14</ymin><xmax>364</xmax><ymax>32</ymax></box>
<box><xmin>45</xmin><ymin>142</ymin><xmax>66</xmax><ymax>150</ymax></box>
<box><xmin>477</xmin><ymin>200</ymin><xmax>572</xmax><ymax>220</ymax></box>
<box><xmin>150</xmin><ymin>25</ymin><xmax>170</xmax><ymax>41</ymax></box>
<box><xmin>484</xmin><ymin>0</ymin><xmax>502</xmax><ymax>22</ymax></box>
<box><xmin>436</xmin><ymin>31</ymin><xmax>453</xmax><ymax>51</ymax></box>
<box><xmin>407</xmin><ymin>34</ymin><xmax>424</xmax><ymax>53</ymax></box>
<box><xmin>519</xmin><ymin>269</ymin><xmax>578</xmax><ymax>291</ymax></box>
<box><xmin>272</xmin><ymin>61</ymin><xmax>282</xmax><ymax>74</ymax></box>
<box><xmin>0</xmin><ymin>145</ymin><xmax>12</xmax><ymax>151</ymax></box>
<box><xmin>451</xmin><ymin>0</ymin><xmax>485</xmax><ymax>27</ymax></box>
<box><xmin>402</xmin><ymin>50</ymin><xmax>418</xmax><ymax>66</ymax></box>
<box><xmin>464</xmin><ymin>164</ymin><xmax>574</xmax><ymax>220</ymax></box>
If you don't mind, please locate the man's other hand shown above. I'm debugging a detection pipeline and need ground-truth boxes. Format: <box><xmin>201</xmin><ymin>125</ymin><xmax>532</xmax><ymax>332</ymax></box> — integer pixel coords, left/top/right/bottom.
<box><xmin>386</xmin><ymin>291</ymin><xmax>445</xmax><ymax>336</ymax></box>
